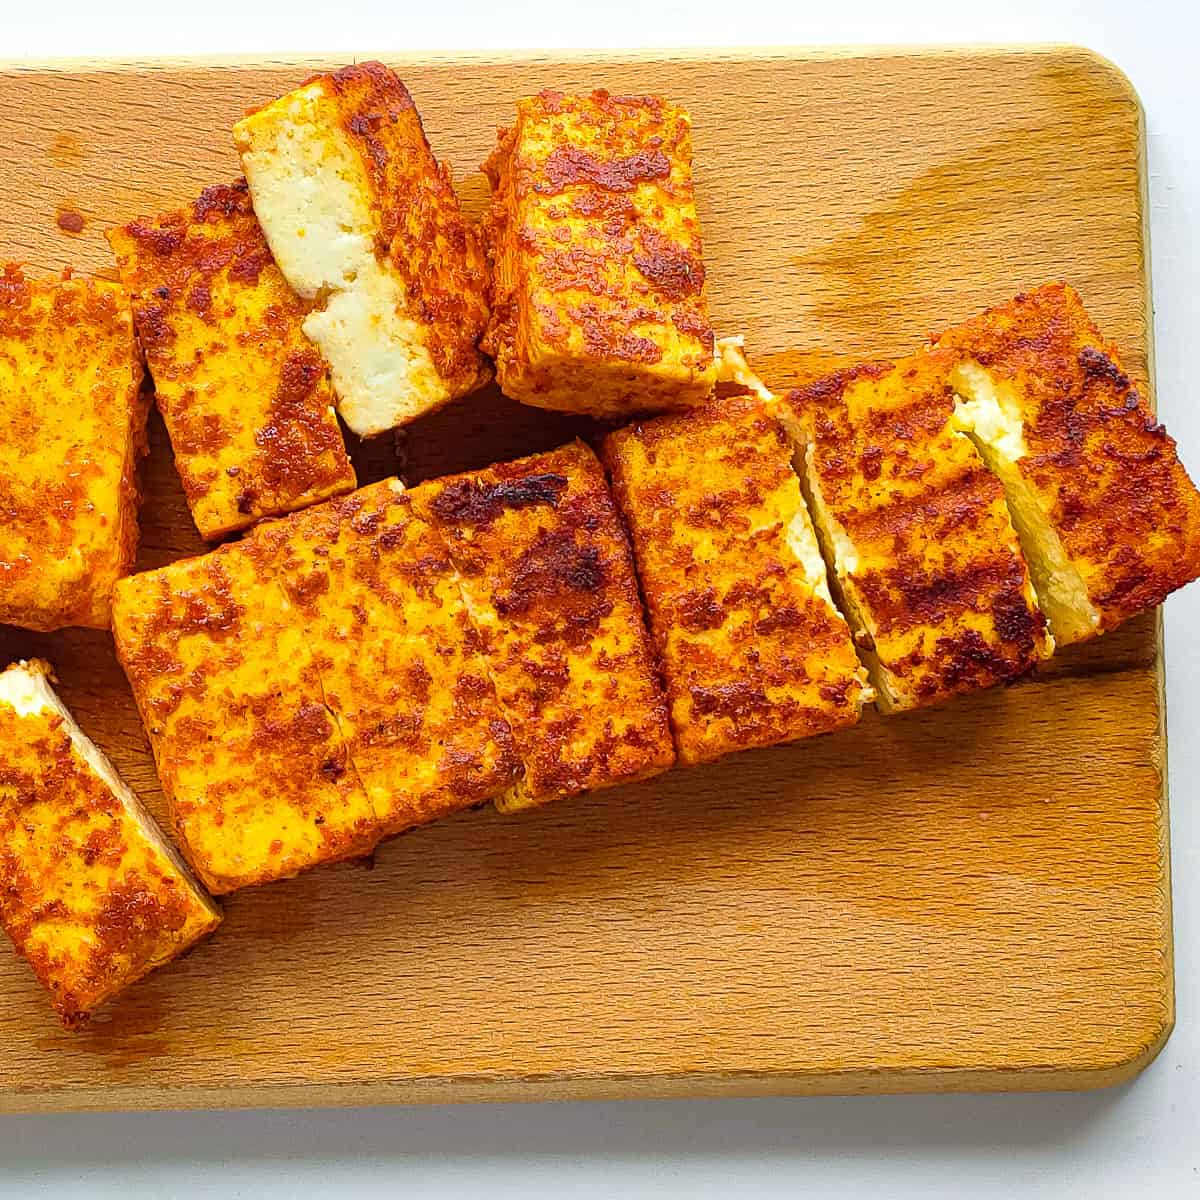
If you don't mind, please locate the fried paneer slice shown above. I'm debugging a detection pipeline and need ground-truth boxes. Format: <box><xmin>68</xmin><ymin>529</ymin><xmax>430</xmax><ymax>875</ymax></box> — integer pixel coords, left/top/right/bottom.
<box><xmin>932</xmin><ymin>282</ymin><xmax>1200</xmax><ymax>645</ymax></box>
<box><xmin>416</xmin><ymin>441</ymin><xmax>675</xmax><ymax>810</ymax></box>
<box><xmin>482</xmin><ymin>89</ymin><xmax>716</xmax><ymax>418</ymax></box>
<box><xmin>258</xmin><ymin>479</ymin><xmax>520</xmax><ymax>833</ymax></box>
<box><xmin>0</xmin><ymin>266</ymin><xmax>145</xmax><ymax>631</ymax></box>
<box><xmin>603</xmin><ymin>395</ymin><xmax>871</xmax><ymax>766</ymax></box>
<box><xmin>782</xmin><ymin>351</ymin><xmax>1053</xmax><ymax>712</ymax></box>
<box><xmin>0</xmin><ymin>660</ymin><xmax>219</xmax><ymax>1026</ymax></box>
<box><xmin>234</xmin><ymin>62</ymin><xmax>491</xmax><ymax>437</ymax></box>
<box><xmin>111</xmin><ymin>537</ymin><xmax>379</xmax><ymax>894</ymax></box>
<box><xmin>108</xmin><ymin>180</ymin><xmax>356</xmax><ymax>540</ymax></box>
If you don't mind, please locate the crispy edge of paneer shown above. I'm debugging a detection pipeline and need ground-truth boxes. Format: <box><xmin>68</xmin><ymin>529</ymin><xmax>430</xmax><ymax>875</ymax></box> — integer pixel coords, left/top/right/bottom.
<box><xmin>0</xmin><ymin>659</ymin><xmax>220</xmax><ymax>1026</ymax></box>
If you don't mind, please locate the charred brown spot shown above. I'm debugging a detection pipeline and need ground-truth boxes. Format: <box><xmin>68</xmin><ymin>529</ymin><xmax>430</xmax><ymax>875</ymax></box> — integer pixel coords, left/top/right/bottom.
<box><xmin>540</xmin><ymin>145</ymin><xmax>671</xmax><ymax>193</ymax></box>
<box><xmin>192</xmin><ymin>179</ymin><xmax>253</xmax><ymax>223</ymax></box>
<box><xmin>432</xmin><ymin>472</ymin><xmax>569</xmax><ymax>526</ymax></box>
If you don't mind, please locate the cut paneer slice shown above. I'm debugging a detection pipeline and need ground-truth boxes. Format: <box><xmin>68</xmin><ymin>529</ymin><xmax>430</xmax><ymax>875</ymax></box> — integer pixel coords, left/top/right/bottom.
<box><xmin>233</xmin><ymin>62</ymin><xmax>491</xmax><ymax>437</ymax></box>
<box><xmin>932</xmin><ymin>282</ymin><xmax>1200</xmax><ymax>645</ymax></box>
<box><xmin>482</xmin><ymin>89</ymin><xmax>716</xmax><ymax>418</ymax></box>
<box><xmin>0</xmin><ymin>266</ymin><xmax>145</xmax><ymax>631</ymax></box>
<box><xmin>782</xmin><ymin>351</ymin><xmax>1053</xmax><ymax>712</ymax></box>
<box><xmin>0</xmin><ymin>660</ymin><xmax>219</xmax><ymax>1026</ymax></box>
<box><xmin>108</xmin><ymin>180</ymin><xmax>356</xmax><ymax>540</ymax></box>
<box><xmin>604</xmin><ymin>395</ymin><xmax>871</xmax><ymax>765</ymax></box>
<box><xmin>415</xmin><ymin>441</ymin><xmax>675</xmax><ymax>810</ymax></box>
<box><xmin>259</xmin><ymin>479</ymin><xmax>520</xmax><ymax>831</ymax></box>
<box><xmin>111</xmin><ymin>480</ymin><xmax>518</xmax><ymax>892</ymax></box>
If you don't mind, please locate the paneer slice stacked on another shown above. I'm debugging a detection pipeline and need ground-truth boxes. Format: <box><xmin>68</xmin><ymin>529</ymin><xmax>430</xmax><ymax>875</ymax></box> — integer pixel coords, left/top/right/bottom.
<box><xmin>0</xmin><ymin>266</ymin><xmax>146</xmax><ymax>631</ymax></box>
<box><xmin>782</xmin><ymin>350</ymin><xmax>1054</xmax><ymax>712</ymax></box>
<box><xmin>415</xmin><ymin>441</ymin><xmax>676</xmax><ymax>811</ymax></box>
<box><xmin>259</xmin><ymin>479</ymin><xmax>521</xmax><ymax>831</ymax></box>
<box><xmin>110</xmin><ymin>480</ymin><xmax>518</xmax><ymax>893</ymax></box>
<box><xmin>932</xmin><ymin>282</ymin><xmax>1200</xmax><ymax>645</ymax></box>
<box><xmin>604</xmin><ymin>394</ymin><xmax>871</xmax><ymax>766</ymax></box>
<box><xmin>0</xmin><ymin>660</ymin><xmax>220</xmax><ymax>1026</ymax></box>
<box><xmin>482</xmin><ymin>89</ymin><xmax>716</xmax><ymax>418</ymax></box>
<box><xmin>233</xmin><ymin>62</ymin><xmax>491</xmax><ymax>437</ymax></box>
<box><xmin>108</xmin><ymin>180</ymin><xmax>356</xmax><ymax>540</ymax></box>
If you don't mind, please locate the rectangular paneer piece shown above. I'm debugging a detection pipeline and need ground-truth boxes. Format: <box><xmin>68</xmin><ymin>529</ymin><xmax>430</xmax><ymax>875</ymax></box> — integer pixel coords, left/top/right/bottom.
<box><xmin>111</xmin><ymin>481</ymin><xmax>516</xmax><ymax>893</ymax></box>
<box><xmin>0</xmin><ymin>266</ymin><xmax>145</xmax><ymax>631</ymax></box>
<box><xmin>933</xmin><ymin>282</ymin><xmax>1200</xmax><ymax>645</ymax></box>
<box><xmin>415</xmin><ymin>441</ymin><xmax>675</xmax><ymax>810</ymax></box>
<box><xmin>234</xmin><ymin>62</ymin><xmax>491</xmax><ymax>437</ymax></box>
<box><xmin>604</xmin><ymin>395</ymin><xmax>871</xmax><ymax>765</ymax></box>
<box><xmin>482</xmin><ymin>89</ymin><xmax>716</xmax><ymax>418</ymax></box>
<box><xmin>783</xmin><ymin>351</ymin><xmax>1053</xmax><ymax>712</ymax></box>
<box><xmin>0</xmin><ymin>660</ymin><xmax>220</xmax><ymax>1026</ymax></box>
<box><xmin>108</xmin><ymin>180</ymin><xmax>356</xmax><ymax>540</ymax></box>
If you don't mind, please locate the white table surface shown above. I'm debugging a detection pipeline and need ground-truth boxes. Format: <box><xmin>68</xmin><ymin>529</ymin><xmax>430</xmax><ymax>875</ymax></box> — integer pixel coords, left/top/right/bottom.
<box><xmin>3</xmin><ymin>1</ymin><xmax>1198</xmax><ymax>1195</ymax></box>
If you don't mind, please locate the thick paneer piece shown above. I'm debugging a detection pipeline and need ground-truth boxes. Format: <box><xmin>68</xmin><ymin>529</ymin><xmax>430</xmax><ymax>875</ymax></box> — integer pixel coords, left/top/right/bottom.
<box><xmin>482</xmin><ymin>89</ymin><xmax>716</xmax><ymax>418</ymax></box>
<box><xmin>111</xmin><ymin>538</ymin><xmax>378</xmax><ymax>894</ymax></box>
<box><xmin>0</xmin><ymin>266</ymin><xmax>145</xmax><ymax>631</ymax></box>
<box><xmin>108</xmin><ymin>180</ymin><xmax>356</xmax><ymax>540</ymax></box>
<box><xmin>233</xmin><ymin>62</ymin><xmax>491</xmax><ymax>436</ymax></box>
<box><xmin>783</xmin><ymin>352</ymin><xmax>1053</xmax><ymax>712</ymax></box>
<box><xmin>933</xmin><ymin>282</ymin><xmax>1200</xmax><ymax>645</ymax></box>
<box><xmin>260</xmin><ymin>479</ymin><xmax>520</xmax><ymax>832</ymax></box>
<box><xmin>416</xmin><ymin>441</ymin><xmax>675</xmax><ymax>810</ymax></box>
<box><xmin>0</xmin><ymin>660</ymin><xmax>219</xmax><ymax>1026</ymax></box>
<box><xmin>604</xmin><ymin>396</ymin><xmax>871</xmax><ymax>766</ymax></box>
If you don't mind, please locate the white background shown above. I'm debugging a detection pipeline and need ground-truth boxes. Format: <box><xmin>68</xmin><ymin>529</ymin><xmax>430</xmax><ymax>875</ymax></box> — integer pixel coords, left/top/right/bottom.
<box><xmin>2</xmin><ymin>1</ymin><xmax>1198</xmax><ymax>1195</ymax></box>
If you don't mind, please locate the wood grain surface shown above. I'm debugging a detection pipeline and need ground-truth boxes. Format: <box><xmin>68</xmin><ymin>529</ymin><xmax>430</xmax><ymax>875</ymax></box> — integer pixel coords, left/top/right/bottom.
<box><xmin>0</xmin><ymin>46</ymin><xmax>1172</xmax><ymax>1111</ymax></box>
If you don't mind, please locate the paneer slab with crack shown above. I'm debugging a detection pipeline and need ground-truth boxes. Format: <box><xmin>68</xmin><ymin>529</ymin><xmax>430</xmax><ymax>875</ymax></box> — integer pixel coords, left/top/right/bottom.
<box><xmin>0</xmin><ymin>266</ymin><xmax>145</xmax><ymax>631</ymax></box>
<box><xmin>233</xmin><ymin>62</ymin><xmax>491</xmax><ymax>437</ymax></box>
<box><xmin>111</xmin><ymin>480</ymin><xmax>517</xmax><ymax>892</ymax></box>
<box><xmin>783</xmin><ymin>350</ymin><xmax>1053</xmax><ymax>712</ymax></box>
<box><xmin>0</xmin><ymin>660</ymin><xmax>220</xmax><ymax>1026</ymax></box>
<box><xmin>932</xmin><ymin>282</ymin><xmax>1200</xmax><ymax>645</ymax></box>
<box><xmin>416</xmin><ymin>441</ymin><xmax>675</xmax><ymax>811</ymax></box>
<box><xmin>604</xmin><ymin>395</ymin><xmax>871</xmax><ymax>766</ymax></box>
<box><xmin>108</xmin><ymin>180</ymin><xmax>357</xmax><ymax>540</ymax></box>
<box><xmin>482</xmin><ymin>90</ymin><xmax>716</xmax><ymax>418</ymax></box>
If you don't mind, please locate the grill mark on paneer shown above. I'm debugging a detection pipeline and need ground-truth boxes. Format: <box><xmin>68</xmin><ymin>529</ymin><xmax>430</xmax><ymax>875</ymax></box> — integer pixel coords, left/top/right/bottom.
<box><xmin>784</xmin><ymin>349</ymin><xmax>1052</xmax><ymax>713</ymax></box>
<box><xmin>932</xmin><ymin>281</ymin><xmax>1200</xmax><ymax>643</ymax></box>
<box><xmin>481</xmin><ymin>89</ymin><xmax>716</xmax><ymax>418</ymax></box>
<box><xmin>603</xmin><ymin>394</ymin><xmax>870</xmax><ymax>766</ymax></box>
<box><xmin>108</xmin><ymin>179</ymin><xmax>356</xmax><ymax>540</ymax></box>
<box><xmin>0</xmin><ymin>266</ymin><xmax>145</xmax><ymax>632</ymax></box>
<box><xmin>416</xmin><ymin>441</ymin><xmax>674</xmax><ymax>808</ymax></box>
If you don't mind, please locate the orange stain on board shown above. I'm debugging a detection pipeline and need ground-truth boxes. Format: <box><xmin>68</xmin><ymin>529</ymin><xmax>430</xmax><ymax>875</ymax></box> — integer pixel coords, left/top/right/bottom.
<box><xmin>48</xmin><ymin>131</ymin><xmax>84</xmax><ymax>167</ymax></box>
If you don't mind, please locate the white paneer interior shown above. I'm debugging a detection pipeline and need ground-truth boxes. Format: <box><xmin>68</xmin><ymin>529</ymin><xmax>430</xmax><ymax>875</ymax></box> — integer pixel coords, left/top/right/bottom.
<box><xmin>948</xmin><ymin>360</ymin><xmax>1101</xmax><ymax>645</ymax></box>
<box><xmin>0</xmin><ymin>661</ymin><xmax>217</xmax><ymax>913</ymax></box>
<box><xmin>234</xmin><ymin>83</ymin><xmax>446</xmax><ymax>437</ymax></box>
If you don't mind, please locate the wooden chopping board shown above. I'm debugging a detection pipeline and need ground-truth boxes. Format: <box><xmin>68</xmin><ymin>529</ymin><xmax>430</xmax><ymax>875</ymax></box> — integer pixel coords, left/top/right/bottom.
<box><xmin>0</xmin><ymin>46</ymin><xmax>1171</xmax><ymax>1111</ymax></box>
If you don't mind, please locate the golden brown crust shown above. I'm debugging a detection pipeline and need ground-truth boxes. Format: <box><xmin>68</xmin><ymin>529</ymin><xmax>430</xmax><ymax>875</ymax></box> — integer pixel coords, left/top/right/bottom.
<box><xmin>312</xmin><ymin>63</ymin><xmax>491</xmax><ymax>395</ymax></box>
<box><xmin>784</xmin><ymin>351</ymin><xmax>1052</xmax><ymax>709</ymax></box>
<box><xmin>481</xmin><ymin>90</ymin><xmax>715</xmax><ymax>418</ymax></box>
<box><xmin>111</xmin><ymin>480</ymin><xmax>517</xmax><ymax>891</ymax></box>
<box><xmin>604</xmin><ymin>395</ymin><xmax>869</xmax><ymax>765</ymax></box>
<box><xmin>108</xmin><ymin>180</ymin><xmax>357</xmax><ymax>540</ymax></box>
<box><xmin>0</xmin><ymin>265</ymin><xmax>145</xmax><ymax>631</ymax></box>
<box><xmin>416</xmin><ymin>441</ymin><xmax>675</xmax><ymax>805</ymax></box>
<box><xmin>932</xmin><ymin>282</ymin><xmax>1200</xmax><ymax>632</ymax></box>
<box><xmin>0</xmin><ymin>662</ymin><xmax>219</xmax><ymax>1026</ymax></box>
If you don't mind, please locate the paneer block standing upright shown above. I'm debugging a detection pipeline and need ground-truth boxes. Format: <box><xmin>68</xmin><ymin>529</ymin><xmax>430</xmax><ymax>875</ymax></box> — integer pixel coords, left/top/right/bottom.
<box><xmin>932</xmin><ymin>282</ymin><xmax>1200</xmax><ymax>645</ymax></box>
<box><xmin>111</xmin><ymin>480</ymin><xmax>517</xmax><ymax>893</ymax></box>
<box><xmin>233</xmin><ymin>62</ymin><xmax>491</xmax><ymax>437</ymax></box>
<box><xmin>783</xmin><ymin>350</ymin><xmax>1054</xmax><ymax>712</ymax></box>
<box><xmin>604</xmin><ymin>395</ymin><xmax>871</xmax><ymax>765</ymax></box>
<box><xmin>108</xmin><ymin>180</ymin><xmax>357</xmax><ymax>540</ymax></box>
<box><xmin>482</xmin><ymin>90</ymin><xmax>716</xmax><ymax>418</ymax></box>
<box><xmin>416</xmin><ymin>441</ymin><xmax>676</xmax><ymax>810</ymax></box>
<box><xmin>0</xmin><ymin>266</ymin><xmax>145</xmax><ymax>631</ymax></box>
<box><xmin>0</xmin><ymin>660</ymin><xmax>220</xmax><ymax>1026</ymax></box>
